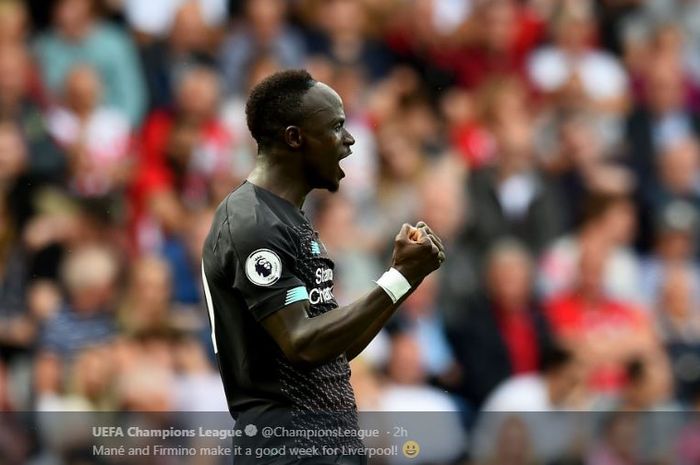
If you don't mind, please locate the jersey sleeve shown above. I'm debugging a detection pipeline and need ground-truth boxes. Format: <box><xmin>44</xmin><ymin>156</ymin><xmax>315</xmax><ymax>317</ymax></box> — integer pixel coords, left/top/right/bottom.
<box><xmin>229</xmin><ymin>222</ymin><xmax>309</xmax><ymax>321</ymax></box>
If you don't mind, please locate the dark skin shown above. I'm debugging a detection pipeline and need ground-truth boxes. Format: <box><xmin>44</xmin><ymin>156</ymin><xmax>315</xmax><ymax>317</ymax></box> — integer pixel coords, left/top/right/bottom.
<box><xmin>247</xmin><ymin>82</ymin><xmax>446</xmax><ymax>368</ymax></box>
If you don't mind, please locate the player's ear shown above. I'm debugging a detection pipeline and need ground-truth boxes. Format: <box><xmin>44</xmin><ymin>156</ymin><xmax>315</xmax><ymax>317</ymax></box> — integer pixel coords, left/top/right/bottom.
<box><xmin>284</xmin><ymin>126</ymin><xmax>302</xmax><ymax>149</ymax></box>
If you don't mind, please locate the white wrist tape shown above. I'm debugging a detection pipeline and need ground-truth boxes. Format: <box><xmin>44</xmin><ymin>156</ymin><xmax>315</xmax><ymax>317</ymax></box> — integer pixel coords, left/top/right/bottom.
<box><xmin>375</xmin><ymin>267</ymin><xmax>411</xmax><ymax>303</ymax></box>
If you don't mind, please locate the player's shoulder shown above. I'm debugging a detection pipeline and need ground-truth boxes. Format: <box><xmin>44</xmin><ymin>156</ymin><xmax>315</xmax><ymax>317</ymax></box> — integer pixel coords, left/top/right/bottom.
<box><xmin>221</xmin><ymin>182</ymin><xmax>283</xmax><ymax>229</ymax></box>
<box><xmin>215</xmin><ymin>182</ymin><xmax>299</xmax><ymax>252</ymax></box>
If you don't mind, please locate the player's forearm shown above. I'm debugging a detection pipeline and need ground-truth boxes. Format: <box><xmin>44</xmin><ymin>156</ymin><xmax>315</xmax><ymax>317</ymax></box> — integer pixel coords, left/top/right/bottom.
<box><xmin>344</xmin><ymin>282</ymin><xmax>421</xmax><ymax>361</ymax></box>
<box><xmin>294</xmin><ymin>286</ymin><xmax>404</xmax><ymax>366</ymax></box>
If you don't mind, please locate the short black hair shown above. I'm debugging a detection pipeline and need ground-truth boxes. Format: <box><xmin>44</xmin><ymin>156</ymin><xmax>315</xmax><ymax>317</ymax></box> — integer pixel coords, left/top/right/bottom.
<box><xmin>245</xmin><ymin>69</ymin><xmax>316</xmax><ymax>150</ymax></box>
<box><xmin>581</xmin><ymin>192</ymin><xmax>630</xmax><ymax>226</ymax></box>
<box><xmin>541</xmin><ymin>344</ymin><xmax>573</xmax><ymax>374</ymax></box>
<box><xmin>624</xmin><ymin>357</ymin><xmax>646</xmax><ymax>385</ymax></box>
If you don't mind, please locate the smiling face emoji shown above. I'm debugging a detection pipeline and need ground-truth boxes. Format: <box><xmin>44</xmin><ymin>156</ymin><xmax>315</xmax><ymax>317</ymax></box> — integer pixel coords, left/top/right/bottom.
<box><xmin>402</xmin><ymin>440</ymin><xmax>420</xmax><ymax>459</ymax></box>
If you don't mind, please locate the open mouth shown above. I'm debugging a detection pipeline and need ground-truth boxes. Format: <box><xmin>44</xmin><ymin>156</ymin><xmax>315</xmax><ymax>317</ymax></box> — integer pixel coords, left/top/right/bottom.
<box><xmin>338</xmin><ymin>151</ymin><xmax>351</xmax><ymax>178</ymax></box>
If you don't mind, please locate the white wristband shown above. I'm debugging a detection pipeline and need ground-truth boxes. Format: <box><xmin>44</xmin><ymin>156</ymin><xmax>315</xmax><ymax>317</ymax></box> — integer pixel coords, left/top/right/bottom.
<box><xmin>375</xmin><ymin>267</ymin><xmax>411</xmax><ymax>303</ymax></box>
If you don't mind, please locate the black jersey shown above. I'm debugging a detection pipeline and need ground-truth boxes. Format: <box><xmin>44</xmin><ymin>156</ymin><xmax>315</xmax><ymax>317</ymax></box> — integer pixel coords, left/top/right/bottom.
<box><xmin>201</xmin><ymin>181</ymin><xmax>361</xmax><ymax>451</ymax></box>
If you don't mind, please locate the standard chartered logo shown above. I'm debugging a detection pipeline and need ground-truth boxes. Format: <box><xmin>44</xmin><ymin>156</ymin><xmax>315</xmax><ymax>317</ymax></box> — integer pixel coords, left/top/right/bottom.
<box><xmin>309</xmin><ymin>287</ymin><xmax>335</xmax><ymax>304</ymax></box>
<box><xmin>309</xmin><ymin>267</ymin><xmax>335</xmax><ymax>304</ymax></box>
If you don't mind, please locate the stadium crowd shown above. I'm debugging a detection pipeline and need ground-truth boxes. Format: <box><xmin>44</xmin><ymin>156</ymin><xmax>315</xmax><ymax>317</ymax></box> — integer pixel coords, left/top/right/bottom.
<box><xmin>4</xmin><ymin>0</ymin><xmax>700</xmax><ymax>463</ymax></box>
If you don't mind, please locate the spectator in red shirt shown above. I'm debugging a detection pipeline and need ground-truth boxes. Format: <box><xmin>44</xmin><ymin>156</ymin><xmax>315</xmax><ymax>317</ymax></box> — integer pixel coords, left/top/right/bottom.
<box><xmin>130</xmin><ymin>63</ymin><xmax>234</xmax><ymax>254</ymax></box>
<box><xmin>446</xmin><ymin>238</ymin><xmax>553</xmax><ymax>408</ymax></box>
<box><xmin>545</xmin><ymin>235</ymin><xmax>659</xmax><ymax>394</ymax></box>
<box><xmin>453</xmin><ymin>0</ymin><xmax>543</xmax><ymax>90</ymax></box>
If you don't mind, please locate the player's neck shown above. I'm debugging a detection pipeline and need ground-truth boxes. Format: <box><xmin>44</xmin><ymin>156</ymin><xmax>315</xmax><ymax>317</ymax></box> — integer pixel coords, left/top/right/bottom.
<box><xmin>247</xmin><ymin>158</ymin><xmax>309</xmax><ymax>209</ymax></box>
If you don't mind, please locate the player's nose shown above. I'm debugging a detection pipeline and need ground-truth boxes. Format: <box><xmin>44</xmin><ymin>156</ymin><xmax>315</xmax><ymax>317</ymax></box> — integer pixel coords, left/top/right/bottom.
<box><xmin>342</xmin><ymin>128</ymin><xmax>355</xmax><ymax>146</ymax></box>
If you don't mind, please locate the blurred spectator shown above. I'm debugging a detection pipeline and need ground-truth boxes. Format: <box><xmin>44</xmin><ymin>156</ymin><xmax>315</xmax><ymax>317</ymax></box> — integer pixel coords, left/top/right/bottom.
<box><xmin>37</xmin><ymin>245</ymin><xmax>119</xmax><ymax>359</ymax></box>
<box><xmin>0</xmin><ymin>44</ymin><xmax>66</xmax><ymax>181</ymax></box>
<box><xmin>349</xmin><ymin>357</ymin><xmax>383</xmax><ymax>411</ymax></box>
<box><xmin>652</xmin><ymin>261</ymin><xmax>700</xmax><ymax>402</ymax></box>
<box><xmin>0</xmin><ymin>122</ymin><xmax>36</xmax><ymax>360</ymax></box>
<box><xmin>21</xmin><ymin>191</ymin><xmax>128</xmax><ymax>285</ymax></box>
<box><xmin>160</xmin><ymin>207</ymin><xmax>213</xmax><ymax>308</ymax></box>
<box><xmin>651</xmin><ymin>257</ymin><xmax>700</xmax><ymax>345</ymax></box>
<box><xmin>380</xmin><ymin>332</ymin><xmax>460</xmax><ymax>412</ymax></box>
<box><xmin>0</xmin><ymin>120</ymin><xmax>28</xmax><ymax>227</ymax></box>
<box><xmin>172</xmin><ymin>334</ymin><xmax>227</xmax><ymax>411</ymax></box>
<box><xmin>139</xmin><ymin>1</ymin><xmax>218</xmax><ymax>110</ymax></box>
<box><xmin>637</xmin><ymin>137</ymin><xmax>700</xmax><ymax>253</ymax></box>
<box><xmin>130</xmin><ymin>64</ymin><xmax>233</xmax><ymax>253</ymax></box>
<box><xmin>303</xmin><ymin>0</ymin><xmax>393</xmax><ymax>81</ymax></box>
<box><xmin>0</xmin><ymin>361</ymin><xmax>32</xmax><ymax>463</ymax></box>
<box><xmin>587</xmin><ymin>413</ymin><xmax>640</xmax><ymax>465</ymax></box>
<box><xmin>381</xmin><ymin>0</ymin><xmax>465</xmax><ymax>90</ymax></box>
<box><xmin>528</xmin><ymin>2</ymin><xmax>629</xmax><ymax>116</ymax></box>
<box><xmin>475</xmin><ymin>346</ymin><xmax>588</xmax><ymax>463</ymax></box>
<box><xmin>363</xmin><ymin>65</ymin><xmax>421</xmax><ymax>128</ymax></box>
<box><xmin>539</xmin><ymin>193</ymin><xmax>641</xmax><ymax>304</ymax></box>
<box><xmin>640</xmin><ymin>200</ymin><xmax>700</xmax><ymax>308</ymax></box>
<box><xmin>452</xmin><ymin>0</ymin><xmax>542</xmax><ymax>89</ymax></box>
<box><xmin>368</xmin><ymin>89</ymin><xmax>448</xmax><ymax>237</ymax></box>
<box><xmin>481</xmin><ymin>345</ymin><xmax>586</xmax><ymax>411</ymax></box>
<box><xmin>373</xmin><ymin>121</ymin><xmax>425</xmax><ymax>238</ymax></box>
<box><xmin>33</xmin><ymin>0</ymin><xmax>147</xmax><ymax>125</ymax></box>
<box><xmin>467</xmin><ymin>95</ymin><xmax>565</xmax><ymax>255</ymax></box>
<box><xmin>0</xmin><ymin>0</ymin><xmax>28</xmax><ymax>46</ymax></box>
<box><xmin>34</xmin><ymin>244</ymin><xmax>119</xmax><ymax>409</ymax></box>
<box><xmin>613</xmin><ymin>354</ymin><xmax>676</xmax><ymax>411</ymax></box>
<box><xmin>400</xmin><ymin>93</ymin><xmax>447</xmax><ymax>157</ymax></box>
<box><xmin>117</xmin><ymin>255</ymin><xmax>172</xmax><ymax>335</ymax></box>
<box><xmin>538</xmin><ymin>111</ymin><xmax>635</xmax><ymax>230</ymax></box>
<box><xmin>123</xmin><ymin>0</ymin><xmax>227</xmax><ymax>40</ymax></box>
<box><xmin>626</xmin><ymin>55</ymin><xmax>700</xmax><ymax>195</ymax></box>
<box><xmin>113</xmin><ymin>333</ymin><xmax>175</xmax><ymax>411</ymax></box>
<box><xmin>444</xmin><ymin>76</ymin><xmax>534</xmax><ymax>171</ymax></box>
<box><xmin>0</xmin><ymin>359</ymin><xmax>9</xmax><ymax>410</ymax></box>
<box><xmin>219</xmin><ymin>0</ymin><xmax>306</xmax><ymax>96</ymax></box>
<box><xmin>416</xmin><ymin>161</ymin><xmax>480</xmax><ymax>329</ymax></box>
<box><xmin>674</xmin><ymin>382</ymin><xmax>700</xmax><ymax>462</ymax></box>
<box><xmin>378</xmin><ymin>332</ymin><xmax>467</xmax><ymax>464</ymax></box>
<box><xmin>56</xmin><ymin>344</ymin><xmax>116</xmax><ymax>410</ymax></box>
<box><xmin>0</xmin><ymin>235</ymin><xmax>31</xmax><ymax>356</ymax></box>
<box><xmin>475</xmin><ymin>415</ymin><xmax>536</xmax><ymax>465</ymax></box>
<box><xmin>442</xmin><ymin>86</ymin><xmax>496</xmax><ymax>170</ymax></box>
<box><xmin>604</xmin><ymin>354</ymin><xmax>684</xmax><ymax>464</ymax></box>
<box><xmin>656</xmin><ymin>137</ymin><xmax>700</xmax><ymax>205</ymax></box>
<box><xmin>622</xmin><ymin>7</ymin><xmax>700</xmax><ymax>92</ymax></box>
<box><xmin>545</xmin><ymin>238</ymin><xmax>658</xmax><ymax>394</ymax></box>
<box><xmin>447</xmin><ymin>239</ymin><xmax>553</xmax><ymax>408</ymax></box>
<box><xmin>388</xmin><ymin>273</ymin><xmax>458</xmax><ymax>386</ymax></box>
<box><xmin>46</xmin><ymin>64</ymin><xmax>133</xmax><ymax>198</ymax></box>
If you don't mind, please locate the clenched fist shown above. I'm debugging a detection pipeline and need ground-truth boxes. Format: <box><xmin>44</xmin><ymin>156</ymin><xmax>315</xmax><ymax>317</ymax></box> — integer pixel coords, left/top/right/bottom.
<box><xmin>391</xmin><ymin>221</ymin><xmax>446</xmax><ymax>286</ymax></box>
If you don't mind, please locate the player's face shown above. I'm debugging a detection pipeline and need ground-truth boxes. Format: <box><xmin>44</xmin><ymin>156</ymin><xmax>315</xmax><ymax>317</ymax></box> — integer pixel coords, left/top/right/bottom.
<box><xmin>299</xmin><ymin>82</ymin><xmax>355</xmax><ymax>192</ymax></box>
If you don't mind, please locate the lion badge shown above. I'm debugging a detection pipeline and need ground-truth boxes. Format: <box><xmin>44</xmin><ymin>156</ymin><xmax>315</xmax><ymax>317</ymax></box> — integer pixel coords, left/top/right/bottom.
<box><xmin>245</xmin><ymin>249</ymin><xmax>282</xmax><ymax>286</ymax></box>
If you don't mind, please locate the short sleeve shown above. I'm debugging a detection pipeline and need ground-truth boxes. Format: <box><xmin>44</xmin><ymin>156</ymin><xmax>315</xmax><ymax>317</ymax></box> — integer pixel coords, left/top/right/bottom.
<box><xmin>230</xmin><ymin>223</ymin><xmax>309</xmax><ymax>321</ymax></box>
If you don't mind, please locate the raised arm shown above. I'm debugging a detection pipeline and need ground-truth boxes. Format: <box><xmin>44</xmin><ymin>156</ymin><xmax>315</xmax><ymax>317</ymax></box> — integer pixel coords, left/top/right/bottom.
<box><xmin>261</xmin><ymin>222</ymin><xmax>445</xmax><ymax>368</ymax></box>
